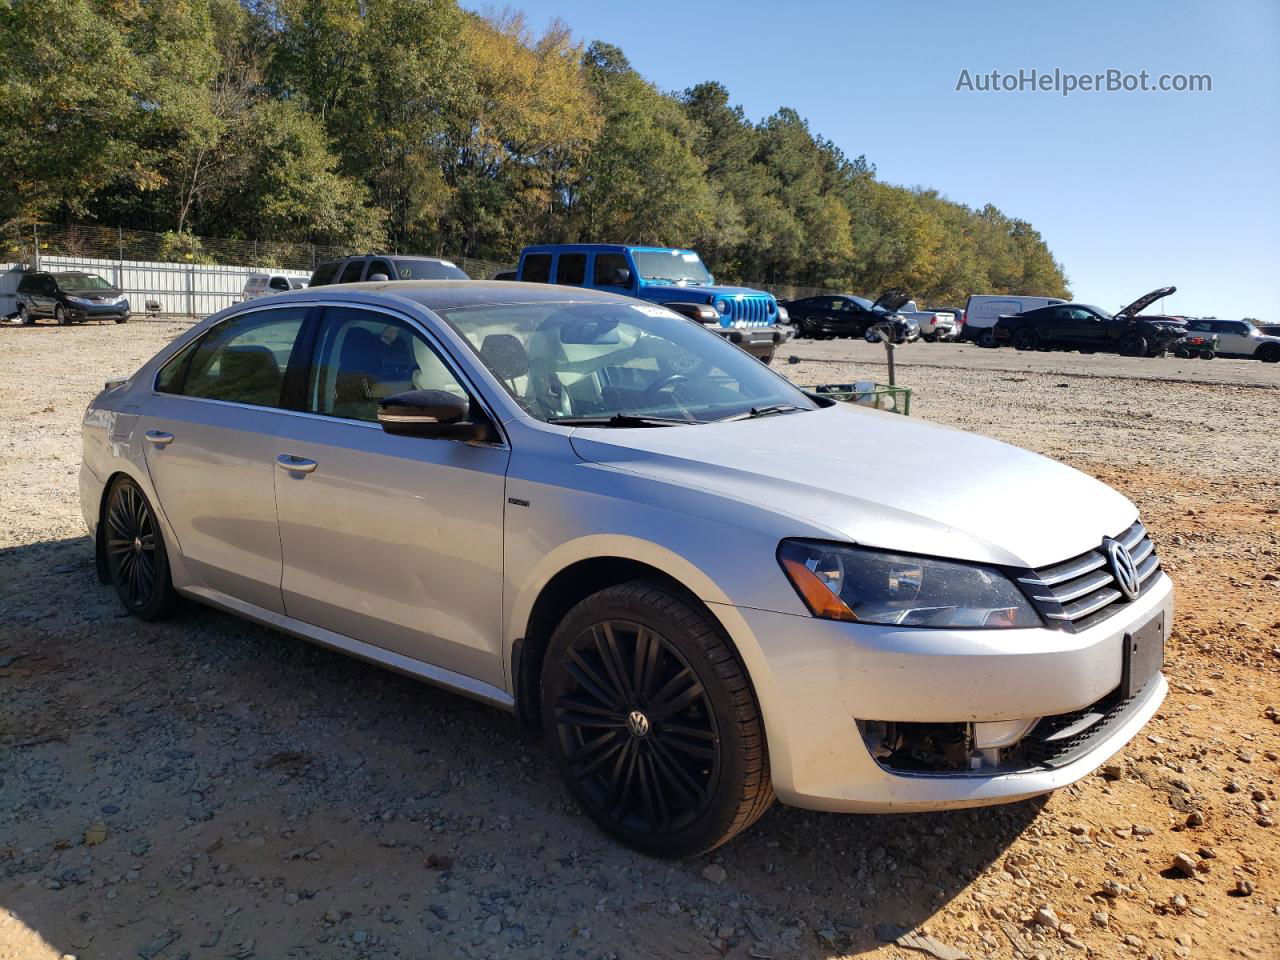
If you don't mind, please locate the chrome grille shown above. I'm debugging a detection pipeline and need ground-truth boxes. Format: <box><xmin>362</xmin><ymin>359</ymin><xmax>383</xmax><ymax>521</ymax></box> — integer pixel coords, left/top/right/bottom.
<box><xmin>728</xmin><ymin>296</ymin><xmax>774</xmax><ymax>328</ymax></box>
<box><xmin>1018</xmin><ymin>521</ymin><xmax>1162</xmax><ymax>632</ymax></box>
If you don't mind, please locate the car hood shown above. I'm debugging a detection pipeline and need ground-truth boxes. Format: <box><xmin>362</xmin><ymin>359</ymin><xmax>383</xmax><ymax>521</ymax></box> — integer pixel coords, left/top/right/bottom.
<box><xmin>872</xmin><ymin>289</ymin><xmax>911</xmax><ymax>313</ymax></box>
<box><xmin>1117</xmin><ymin>285</ymin><xmax>1176</xmax><ymax>318</ymax></box>
<box><xmin>64</xmin><ymin>287</ymin><xmax>124</xmax><ymax>298</ymax></box>
<box><xmin>569</xmin><ymin>404</ymin><xmax>1136</xmax><ymax>570</ymax></box>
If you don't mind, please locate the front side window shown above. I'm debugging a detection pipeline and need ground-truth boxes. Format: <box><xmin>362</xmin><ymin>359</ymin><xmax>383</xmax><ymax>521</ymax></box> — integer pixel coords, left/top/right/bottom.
<box><xmin>593</xmin><ymin>253</ymin><xmax>631</xmax><ymax>288</ymax></box>
<box><xmin>522</xmin><ymin>254</ymin><xmax>552</xmax><ymax>283</ymax></box>
<box><xmin>440</xmin><ymin>301</ymin><xmax>816</xmax><ymax>424</ymax></box>
<box><xmin>307</xmin><ymin>307</ymin><xmax>467</xmax><ymax>423</ymax></box>
<box><xmin>338</xmin><ymin>260</ymin><xmax>365</xmax><ymax>283</ymax></box>
<box><xmin>161</xmin><ymin>307</ymin><xmax>307</xmax><ymax>407</ymax></box>
<box><xmin>269</xmin><ymin>277</ymin><xmax>290</xmax><ymax>291</ymax></box>
<box><xmin>366</xmin><ymin>259</ymin><xmax>394</xmax><ymax>279</ymax></box>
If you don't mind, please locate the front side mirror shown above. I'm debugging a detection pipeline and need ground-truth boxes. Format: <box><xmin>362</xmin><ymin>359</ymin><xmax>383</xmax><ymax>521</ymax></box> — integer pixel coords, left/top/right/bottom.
<box><xmin>613</xmin><ymin>268</ymin><xmax>632</xmax><ymax>287</ymax></box>
<box><xmin>367</xmin><ymin>273</ymin><xmax>390</xmax><ymax>282</ymax></box>
<box><xmin>377</xmin><ymin>389</ymin><xmax>494</xmax><ymax>441</ymax></box>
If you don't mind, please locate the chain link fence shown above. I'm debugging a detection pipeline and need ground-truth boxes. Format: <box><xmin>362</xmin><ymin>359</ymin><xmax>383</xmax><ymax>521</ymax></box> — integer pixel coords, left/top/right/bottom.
<box><xmin>2</xmin><ymin>221</ymin><xmax>832</xmax><ymax>321</ymax></box>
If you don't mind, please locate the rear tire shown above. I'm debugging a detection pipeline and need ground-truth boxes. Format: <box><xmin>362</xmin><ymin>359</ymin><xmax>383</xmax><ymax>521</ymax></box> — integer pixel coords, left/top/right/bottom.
<box><xmin>541</xmin><ymin>580</ymin><xmax>773</xmax><ymax>858</ymax></box>
<box><xmin>102</xmin><ymin>477</ymin><xmax>179</xmax><ymax>620</ymax></box>
<box><xmin>1012</xmin><ymin>328</ymin><xmax>1040</xmax><ymax>351</ymax></box>
<box><xmin>1118</xmin><ymin>333</ymin><xmax>1147</xmax><ymax>357</ymax></box>
<box><xmin>977</xmin><ymin>330</ymin><xmax>996</xmax><ymax>348</ymax></box>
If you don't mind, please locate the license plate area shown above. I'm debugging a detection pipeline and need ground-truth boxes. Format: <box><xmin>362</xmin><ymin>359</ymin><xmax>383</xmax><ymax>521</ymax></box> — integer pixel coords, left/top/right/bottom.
<box><xmin>1122</xmin><ymin>612</ymin><xmax>1165</xmax><ymax>699</ymax></box>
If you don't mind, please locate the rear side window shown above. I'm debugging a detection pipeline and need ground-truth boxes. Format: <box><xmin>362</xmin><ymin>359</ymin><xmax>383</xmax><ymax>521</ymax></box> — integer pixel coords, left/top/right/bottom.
<box><xmin>160</xmin><ymin>307</ymin><xmax>308</xmax><ymax>407</ymax></box>
<box><xmin>522</xmin><ymin>254</ymin><xmax>552</xmax><ymax>283</ymax></box>
<box><xmin>309</xmin><ymin>262</ymin><xmax>340</xmax><ymax>286</ymax></box>
<box><xmin>556</xmin><ymin>253</ymin><xmax>586</xmax><ymax>285</ymax></box>
<box><xmin>593</xmin><ymin>253</ymin><xmax>630</xmax><ymax>288</ymax></box>
<box><xmin>338</xmin><ymin>260</ymin><xmax>365</xmax><ymax>283</ymax></box>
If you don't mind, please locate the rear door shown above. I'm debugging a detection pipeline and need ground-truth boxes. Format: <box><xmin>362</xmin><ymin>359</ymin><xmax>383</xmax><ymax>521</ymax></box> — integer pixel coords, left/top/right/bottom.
<box><xmin>139</xmin><ymin>304</ymin><xmax>313</xmax><ymax>612</ymax></box>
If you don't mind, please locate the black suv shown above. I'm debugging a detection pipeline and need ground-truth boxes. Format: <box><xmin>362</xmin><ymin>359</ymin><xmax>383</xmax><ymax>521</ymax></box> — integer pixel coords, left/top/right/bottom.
<box><xmin>308</xmin><ymin>255</ymin><xmax>470</xmax><ymax>287</ymax></box>
<box><xmin>783</xmin><ymin>290</ymin><xmax>912</xmax><ymax>340</ymax></box>
<box><xmin>14</xmin><ymin>271</ymin><xmax>130</xmax><ymax>325</ymax></box>
<box><xmin>992</xmin><ymin>286</ymin><xmax>1184</xmax><ymax>357</ymax></box>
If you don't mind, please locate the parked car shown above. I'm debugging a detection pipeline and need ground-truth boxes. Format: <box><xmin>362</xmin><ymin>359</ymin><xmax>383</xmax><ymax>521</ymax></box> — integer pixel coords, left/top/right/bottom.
<box><xmin>992</xmin><ymin>286</ymin><xmax>1186</xmax><ymax>357</ymax></box>
<box><xmin>1256</xmin><ymin>323</ymin><xmax>1280</xmax><ymax>338</ymax></box>
<box><xmin>1183</xmin><ymin>318</ymin><xmax>1280</xmax><ymax>362</ymax></box>
<box><xmin>897</xmin><ymin>301</ymin><xmax>957</xmax><ymax>341</ymax></box>
<box><xmin>784</xmin><ymin>291</ymin><xmax>913</xmax><ymax>341</ymax></box>
<box><xmin>962</xmin><ymin>295</ymin><xmax>1067</xmax><ymax>347</ymax></box>
<box><xmin>927</xmin><ymin>306</ymin><xmax>967</xmax><ymax>341</ymax></box>
<box><xmin>82</xmin><ymin>280</ymin><xmax>1171</xmax><ymax>857</ymax></box>
<box><xmin>242</xmin><ymin>273</ymin><xmax>308</xmax><ymax>301</ymax></box>
<box><xmin>308</xmin><ymin>254</ymin><xmax>469</xmax><ymax>287</ymax></box>
<box><xmin>515</xmin><ymin>244</ymin><xmax>792</xmax><ymax>364</ymax></box>
<box><xmin>15</xmin><ymin>271</ymin><xmax>130</xmax><ymax>325</ymax></box>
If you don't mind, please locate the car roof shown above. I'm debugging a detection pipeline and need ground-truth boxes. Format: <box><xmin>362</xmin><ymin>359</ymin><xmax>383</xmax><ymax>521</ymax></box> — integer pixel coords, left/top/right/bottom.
<box><xmin>520</xmin><ymin>243</ymin><xmax>696</xmax><ymax>256</ymax></box>
<box><xmin>264</xmin><ymin>279</ymin><xmax>636</xmax><ymax>313</ymax></box>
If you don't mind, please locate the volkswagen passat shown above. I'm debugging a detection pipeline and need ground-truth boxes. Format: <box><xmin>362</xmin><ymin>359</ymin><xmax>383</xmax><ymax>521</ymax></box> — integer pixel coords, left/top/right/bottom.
<box><xmin>81</xmin><ymin>281</ymin><xmax>1172</xmax><ymax>856</ymax></box>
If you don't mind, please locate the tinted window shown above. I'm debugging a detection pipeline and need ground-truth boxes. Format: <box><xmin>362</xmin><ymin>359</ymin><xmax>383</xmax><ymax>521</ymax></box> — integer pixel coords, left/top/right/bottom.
<box><xmin>54</xmin><ymin>273</ymin><xmax>112</xmax><ymax>290</ymax></box>
<box><xmin>269</xmin><ymin>277</ymin><xmax>290</xmax><ymax>291</ymax></box>
<box><xmin>307</xmin><ymin>307</ymin><xmax>467</xmax><ymax>423</ymax></box>
<box><xmin>176</xmin><ymin>308</ymin><xmax>308</xmax><ymax>407</ymax></box>
<box><xmin>523</xmin><ymin>254</ymin><xmax>552</xmax><ymax>283</ymax></box>
<box><xmin>17</xmin><ymin>275</ymin><xmax>35</xmax><ymax>293</ymax></box>
<box><xmin>309</xmin><ymin>262</ymin><xmax>340</xmax><ymax>286</ymax></box>
<box><xmin>593</xmin><ymin>253</ymin><xmax>630</xmax><ymax>288</ymax></box>
<box><xmin>393</xmin><ymin>258</ymin><xmax>468</xmax><ymax>280</ymax></box>
<box><xmin>366</xmin><ymin>258</ymin><xmax>394</xmax><ymax>279</ymax></box>
<box><xmin>338</xmin><ymin>260</ymin><xmax>365</xmax><ymax>283</ymax></box>
<box><xmin>556</xmin><ymin>253</ymin><xmax>587</xmax><ymax>286</ymax></box>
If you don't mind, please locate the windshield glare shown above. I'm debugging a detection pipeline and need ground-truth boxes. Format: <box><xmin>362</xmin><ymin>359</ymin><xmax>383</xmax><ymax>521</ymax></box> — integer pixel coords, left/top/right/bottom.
<box><xmin>440</xmin><ymin>301</ymin><xmax>815</xmax><ymax>424</ymax></box>
<box><xmin>55</xmin><ymin>273</ymin><xmax>112</xmax><ymax>290</ymax></box>
<box><xmin>630</xmin><ymin>250</ymin><xmax>713</xmax><ymax>286</ymax></box>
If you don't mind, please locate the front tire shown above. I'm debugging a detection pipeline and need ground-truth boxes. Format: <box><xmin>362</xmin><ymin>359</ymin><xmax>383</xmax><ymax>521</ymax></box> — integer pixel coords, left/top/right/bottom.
<box><xmin>1118</xmin><ymin>333</ymin><xmax>1147</xmax><ymax>357</ymax></box>
<box><xmin>1199</xmin><ymin>349</ymin><xmax>1216</xmax><ymax>360</ymax></box>
<box><xmin>102</xmin><ymin>477</ymin><xmax>178</xmax><ymax>620</ymax></box>
<box><xmin>1258</xmin><ymin>343</ymin><xmax>1280</xmax><ymax>363</ymax></box>
<box><xmin>54</xmin><ymin>304</ymin><xmax>70</xmax><ymax>326</ymax></box>
<box><xmin>977</xmin><ymin>330</ymin><xmax>996</xmax><ymax>348</ymax></box>
<box><xmin>17</xmin><ymin>304</ymin><xmax>32</xmax><ymax>325</ymax></box>
<box><xmin>541</xmin><ymin>581</ymin><xmax>773</xmax><ymax>858</ymax></box>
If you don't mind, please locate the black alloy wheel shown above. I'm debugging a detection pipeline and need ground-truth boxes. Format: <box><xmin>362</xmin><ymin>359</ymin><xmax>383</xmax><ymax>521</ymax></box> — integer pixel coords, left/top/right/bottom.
<box><xmin>1012</xmin><ymin>328</ymin><xmax>1040</xmax><ymax>351</ymax></box>
<box><xmin>103</xmin><ymin>477</ymin><xmax>177</xmax><ymax>619</ymax></box>
<box><xmin>1118</xmin><ymin>333</ymin><xmax>1147</xmax><ymax>357</ymax></box>
<box><xmin>542</xmin><ymin>581</ymin><xmax>773</xmax><ymax>857</ymax></box>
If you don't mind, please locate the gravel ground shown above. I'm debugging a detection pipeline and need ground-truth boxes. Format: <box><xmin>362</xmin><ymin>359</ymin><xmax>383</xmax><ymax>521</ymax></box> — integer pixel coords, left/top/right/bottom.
<box><xmin>2</xmin><ymin>321</ymin><xmax>1278</xmax><ymax>960</ymax></box>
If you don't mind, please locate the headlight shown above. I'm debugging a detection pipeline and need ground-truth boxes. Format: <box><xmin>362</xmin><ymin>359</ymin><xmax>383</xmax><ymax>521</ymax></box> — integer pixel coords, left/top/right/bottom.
<box><xmin>776</xmin><ymin>304</ymin><xmax>789</xmax><ymax>322</ymax></box>
<box><xmin>714</xmin><ymin>298</ymin><xmax>730</xmax><ymax>315</ymax></box>
<box><xmin>67</xmin><ymin>296</ymin><xmax>92</xmax><ymax>305</ymax></box>
<box><xmin>777</xmin><ymin>540</ymin><xmax>1042</xmax><ymax>628</ymax></box>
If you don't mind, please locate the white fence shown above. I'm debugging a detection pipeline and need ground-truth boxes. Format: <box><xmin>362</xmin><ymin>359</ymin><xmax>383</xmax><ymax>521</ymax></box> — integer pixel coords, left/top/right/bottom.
<box><xmin>1</xmin><ymin>255</ymin><xmax>311</xmax><ymax>320</ymax></box>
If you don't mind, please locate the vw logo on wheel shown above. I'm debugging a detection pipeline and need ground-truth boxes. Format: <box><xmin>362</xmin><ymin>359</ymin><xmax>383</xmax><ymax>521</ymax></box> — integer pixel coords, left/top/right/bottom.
<box><xmin>626</xmin><ymin>710</ymin><xmax>651</xmax><ymax>738</ymax></box>
<box><xmin>1105</xmin><ymin>539</ymin><xmax>1141</xmax><ymax>601</ymax></box>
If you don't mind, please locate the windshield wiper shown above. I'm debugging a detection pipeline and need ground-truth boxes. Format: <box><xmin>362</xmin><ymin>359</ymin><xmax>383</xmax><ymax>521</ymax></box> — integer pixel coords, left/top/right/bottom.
<box><xmin>715</xmin><ymin>404</ymin><xmax>807</xmax><ymax>422</ymax></box>
<box><xmin>547</xmin><ymin>413</ymin><xmax>703</xmax><ymax>428</ymax></box>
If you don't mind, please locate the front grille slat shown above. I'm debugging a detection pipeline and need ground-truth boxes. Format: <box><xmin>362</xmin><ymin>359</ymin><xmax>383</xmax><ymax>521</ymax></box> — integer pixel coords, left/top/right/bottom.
<box><xmin>1023</xmin><ymin>520</ymin><xmax>1162</xmax><ymax>632</ymax></box>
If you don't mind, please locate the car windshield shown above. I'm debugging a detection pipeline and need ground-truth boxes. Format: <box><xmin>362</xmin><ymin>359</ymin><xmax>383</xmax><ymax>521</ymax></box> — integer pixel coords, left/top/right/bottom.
<box><xmin>630</xmin><ymin>250</ymin><xmax>713</xmax><ymax>286</ymax></box>
<box><xmin>393</xmin><ymin>258</ymin><xmax>468</xmax><ymax>280</ymax></box>
<box><xmin>439</xmin><ymin>301</ymin><xmax>815</xmax><ymax>424</ymax></box>
<box><xmin>849</xmin><ymin>296</ymin><xmax>874</xmax><ymax>311</ymax></box>
<box><xmin>55</xmin><ymin>273</ymin><xmax>112</xmax><ymax>291</ymax></box>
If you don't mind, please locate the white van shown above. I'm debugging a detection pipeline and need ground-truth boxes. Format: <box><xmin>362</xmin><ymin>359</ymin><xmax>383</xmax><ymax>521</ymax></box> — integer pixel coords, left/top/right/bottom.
<box><xmin>242</xmin><ymin>273</ymin><xmax>308</xmax><ymax>301</ymax></box>
<box><xmin>963</xmin><ymin>295</ymin><xmax>1066</xmax><ymax>346</ymax></box>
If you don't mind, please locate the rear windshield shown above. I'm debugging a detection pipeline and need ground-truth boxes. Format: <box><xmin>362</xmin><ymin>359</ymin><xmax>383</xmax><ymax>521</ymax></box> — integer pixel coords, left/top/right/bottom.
<box><xmin>393</xmin><ymin>258</ymin><xmax>468</xmax><ymax>280</ymax></box>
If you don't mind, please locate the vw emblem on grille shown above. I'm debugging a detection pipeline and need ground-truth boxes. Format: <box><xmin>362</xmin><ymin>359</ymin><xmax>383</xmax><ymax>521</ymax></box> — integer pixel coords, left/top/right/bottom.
<box><xmin>1105</xmin><ymin>539</ymin><xmax>1141</xmax><ymax>600</ymax></box>
<box><xmin>626</xmin><ymin>710</ymin><xmax>651</xmax><ymax>738</ymax></box>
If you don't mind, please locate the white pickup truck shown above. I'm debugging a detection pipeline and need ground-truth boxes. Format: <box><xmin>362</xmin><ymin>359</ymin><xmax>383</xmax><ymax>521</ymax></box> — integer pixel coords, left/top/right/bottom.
<box><xmin>896</xmin><ymin>301</ymin><xmax>958</xmax><ymax>341</ymax></box>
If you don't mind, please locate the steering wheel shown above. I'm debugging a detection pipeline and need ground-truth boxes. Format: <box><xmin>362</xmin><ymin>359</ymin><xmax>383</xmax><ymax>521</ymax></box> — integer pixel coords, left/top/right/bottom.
<box><xmin>640</xmin><ymin>372</ymin><xmax>689</xmax><ymax>402</ymax></box>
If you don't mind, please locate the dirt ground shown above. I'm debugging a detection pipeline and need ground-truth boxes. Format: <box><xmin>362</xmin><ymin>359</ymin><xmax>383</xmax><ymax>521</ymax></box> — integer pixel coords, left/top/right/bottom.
<box><xmin>1</xmin><ymin>320</ymin><xmax>1278</xmax><ymax>960</ymax></box>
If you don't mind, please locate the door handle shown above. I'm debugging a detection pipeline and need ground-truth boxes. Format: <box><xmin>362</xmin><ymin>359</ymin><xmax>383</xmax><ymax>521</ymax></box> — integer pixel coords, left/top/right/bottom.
<box><xmin>144</xmin><ymin>430</ymin><xmax>174</xmax><ymax>446</ymax></box>
<box><xmin>276</xmin><ymin>454</ymin><xmax>318</xmax><ymax>474</ymax></box>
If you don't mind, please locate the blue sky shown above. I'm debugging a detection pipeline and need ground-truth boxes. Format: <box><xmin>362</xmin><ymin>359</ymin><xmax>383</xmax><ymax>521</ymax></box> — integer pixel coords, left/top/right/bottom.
<box><xmin>468</xmin><ymin>0</ymin><xmax>1279</xmax><ymax>322</ymax></box>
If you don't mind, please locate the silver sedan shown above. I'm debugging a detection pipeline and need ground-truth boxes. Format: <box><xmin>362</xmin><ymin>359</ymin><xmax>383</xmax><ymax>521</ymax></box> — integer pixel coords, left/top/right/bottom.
<box><xmin>81</xmin><ymin>281</ymin><xmax>1172</xmax><ymax>856</ymax></box>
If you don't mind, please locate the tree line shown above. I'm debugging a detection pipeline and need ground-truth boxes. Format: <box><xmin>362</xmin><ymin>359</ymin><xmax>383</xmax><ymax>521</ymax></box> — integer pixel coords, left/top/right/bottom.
<box><xmin>0</xmin><ymin>0</ymin><xmax>1070</xmax><ymax>301</ymax></box>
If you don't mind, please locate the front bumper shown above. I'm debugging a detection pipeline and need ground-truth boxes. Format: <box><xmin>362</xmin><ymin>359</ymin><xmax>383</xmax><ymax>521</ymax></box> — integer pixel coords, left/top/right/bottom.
<box><xmin>709</xmin><ymin>323</ymin><xmax>793</xmax><ymax>353</ymax></box>
<box><xmin>715</xmin><ymin>571</ymin><xmax>1173</xmax><ymax>812</ymax></box>
<box><xmin>66</xmin><ymin>302</ymin><xmax>130</xmax><ymax>321</ymax></box>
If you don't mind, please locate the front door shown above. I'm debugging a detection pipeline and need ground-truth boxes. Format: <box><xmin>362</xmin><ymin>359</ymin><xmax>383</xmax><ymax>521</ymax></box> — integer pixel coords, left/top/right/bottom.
<box><xmin>273</xmin><ymin>305</ymin><xmax>510</xmax><ymax>687</ymax></box>
<box><xmin>139</xmin><ymin>304</ymin><xmax>312</xmax><ymax>613</ymax></box>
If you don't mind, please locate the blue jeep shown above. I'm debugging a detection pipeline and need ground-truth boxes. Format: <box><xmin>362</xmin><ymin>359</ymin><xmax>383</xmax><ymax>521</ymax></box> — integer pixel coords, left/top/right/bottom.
<box><xmin>514</xmin><ymin>244</ymin><xmax>792</xmax><ymax>363</ymax></box>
